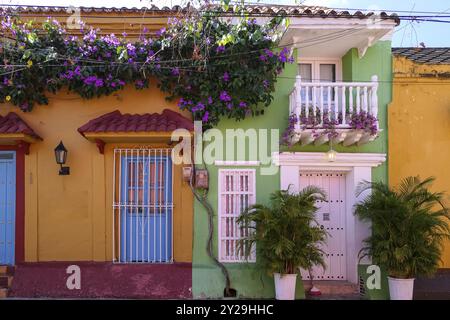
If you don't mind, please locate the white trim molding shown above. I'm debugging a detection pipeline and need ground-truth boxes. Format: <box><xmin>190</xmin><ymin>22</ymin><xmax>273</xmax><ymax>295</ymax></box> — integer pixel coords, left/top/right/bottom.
<box><xmin>273</xmin><ymin>152</ymin><xmax>386</xmax><ymax>168</ymax></box>
<box><xmin>218</xmin><ymin>168</ymin><xmax>257</xmax><ymax>263</ymax></box>
<box><xmin>273</xmin><ymin>151</ymin><xmax>386</xmax><ymax>284</ymax></box>
<box><xmin>214</xmin><ymin>160</ymin><xmax>260</xmax><ymax>166</ymax></box>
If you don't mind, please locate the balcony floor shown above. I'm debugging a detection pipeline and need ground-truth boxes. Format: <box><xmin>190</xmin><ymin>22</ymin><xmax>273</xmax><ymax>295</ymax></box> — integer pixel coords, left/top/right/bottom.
<box><xmin>290</xmin><ymin>128</ymin><xmax>379</xmax><ymax>147</ymax></box>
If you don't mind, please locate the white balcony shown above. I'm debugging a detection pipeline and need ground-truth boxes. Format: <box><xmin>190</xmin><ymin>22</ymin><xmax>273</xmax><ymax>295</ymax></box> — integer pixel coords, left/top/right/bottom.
<box><xmin>287</xmin><ymin>75</ymin><xmax>380</xmax><ymax>146</ymax></box>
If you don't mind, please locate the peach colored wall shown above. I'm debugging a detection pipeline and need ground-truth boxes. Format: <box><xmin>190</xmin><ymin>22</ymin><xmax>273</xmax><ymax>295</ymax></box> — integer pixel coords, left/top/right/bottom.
<box><xmin>1</xmin><ymin>84</ymin><xmax>193</xmax><ymax>262</ymax></box>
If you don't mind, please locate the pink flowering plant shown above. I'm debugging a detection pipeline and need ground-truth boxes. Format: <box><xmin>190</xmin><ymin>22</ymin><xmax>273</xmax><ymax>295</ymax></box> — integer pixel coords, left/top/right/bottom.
<box><xmin>0</xmin><ymin>3</ymin><xmax>292</xmax><ymax>127</ymax></box>
<box><xmin>282</xmin><ymin>108</ymin><xmax>378</xmax><ymax>146</ymax></box>
<box><xmin>348</xmin><ymin>111</ymin><xmax>378</xmax><ymax>136</ymax></box>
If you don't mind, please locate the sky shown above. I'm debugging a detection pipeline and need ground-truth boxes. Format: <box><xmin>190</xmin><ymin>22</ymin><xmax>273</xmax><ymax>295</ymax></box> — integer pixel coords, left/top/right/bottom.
<box><xmin>0</xmin><ymin>0</ymin><xmax>449</xmax><ymax>47</ymax></box>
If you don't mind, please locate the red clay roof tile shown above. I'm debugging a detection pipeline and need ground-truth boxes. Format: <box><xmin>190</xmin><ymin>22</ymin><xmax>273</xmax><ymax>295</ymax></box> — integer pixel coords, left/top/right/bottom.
<box><xmin>0</xmin><ymin>112</ymin><xmax>42</xmax><ymax>140</ymax></box>
<box><xmin>77</xmin><ymin>109</ymin><xmax>193</xmax><ymax>137</ymax></box>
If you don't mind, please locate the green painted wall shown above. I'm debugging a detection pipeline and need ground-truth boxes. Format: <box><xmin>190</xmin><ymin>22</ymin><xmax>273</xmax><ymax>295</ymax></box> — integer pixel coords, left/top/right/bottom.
<box><xmin>192</xmin><ymin>56</ymin><xmax>301</xmax><ymax>299</ymax></box>
<box><xmin>192</xmin><ymin>41</ymin><xmax>393</xmax><ymax>299</ymax></box>
<box><xmin>358</xmin><ymin>265</ymin><xmax>390</xmax><ymax>300</ymax></box>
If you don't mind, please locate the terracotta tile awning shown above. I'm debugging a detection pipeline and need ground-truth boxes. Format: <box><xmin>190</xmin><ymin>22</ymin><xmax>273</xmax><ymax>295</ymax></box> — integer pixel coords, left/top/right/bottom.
<box><xmin>78</xmin><ymin>109</ymin><xmax>193</xmax><ymax>151</ymax></box>
<box><xmin>78</xmin><ymin>109</ymin><xmax>193</xmax><ymax>136</ymax></box>
<box><xmin>0</xmin><ymin>112</ymin><xmax>42</xmax><ymax>143</ymax></box>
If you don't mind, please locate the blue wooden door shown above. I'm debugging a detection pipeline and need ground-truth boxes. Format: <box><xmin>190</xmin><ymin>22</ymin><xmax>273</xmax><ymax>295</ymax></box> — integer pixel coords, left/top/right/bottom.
<box><xmin>0</xmin><ymin>151</ymin><xmax>16</xmax><ymax>265</ymax></box>
<box><xmin>120</xmin><ymin>153</ymin><xmax>172</xmax><ymax>262</ymax></box>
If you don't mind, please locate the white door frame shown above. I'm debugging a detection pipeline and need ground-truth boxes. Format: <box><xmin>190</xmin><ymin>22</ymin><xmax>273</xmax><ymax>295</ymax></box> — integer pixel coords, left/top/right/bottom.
<box><xmin>273</xmin><ymin>152</ymin><xmax>386</xmax><ymax>284</ymax></box>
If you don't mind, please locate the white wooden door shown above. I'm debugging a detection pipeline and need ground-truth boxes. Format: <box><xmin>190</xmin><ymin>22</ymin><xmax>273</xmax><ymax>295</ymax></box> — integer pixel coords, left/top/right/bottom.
<box><xmin>299</xmin><ymin>172</ymin><xmax>347</xmax><ymax>280</ymax></box>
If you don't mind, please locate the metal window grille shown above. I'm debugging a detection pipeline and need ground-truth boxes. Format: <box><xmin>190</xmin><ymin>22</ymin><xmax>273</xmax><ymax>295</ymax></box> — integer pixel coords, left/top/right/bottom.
<box><xmin>218</xmin><ymin>169</ymin><xmax>256</xmax><ymax>262</ymax></box>
<box><xmin>112</xmin><ymin>148</ymin><xmax>173</xmax><ymax>263</ymax></box>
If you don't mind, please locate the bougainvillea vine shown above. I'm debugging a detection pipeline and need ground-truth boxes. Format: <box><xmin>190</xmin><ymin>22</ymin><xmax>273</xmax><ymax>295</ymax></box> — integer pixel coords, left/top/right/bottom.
<box><xmin>0</xmin><ymin>6</ymin><xmax>293</xmax><ymax>127</ymax></box>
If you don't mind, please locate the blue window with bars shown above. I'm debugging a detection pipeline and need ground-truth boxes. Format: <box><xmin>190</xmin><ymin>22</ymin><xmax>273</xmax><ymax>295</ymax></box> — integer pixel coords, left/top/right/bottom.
<box><xmin>113</xmin><ymin>149</ymin><xmax>173</xmax><ymax>263</ymax></box>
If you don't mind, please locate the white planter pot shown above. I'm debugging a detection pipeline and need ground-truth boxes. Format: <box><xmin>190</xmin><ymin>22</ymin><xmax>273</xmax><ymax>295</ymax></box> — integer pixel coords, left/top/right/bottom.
<box><xmin>388</xmin><ymin>277</ymin><xmax>415</xmax><ymax>300</ymax></box>
<box><xmin>274</xmin><ymin>273</ymin><xmax>297</xmax><ymax>300</ymax></box>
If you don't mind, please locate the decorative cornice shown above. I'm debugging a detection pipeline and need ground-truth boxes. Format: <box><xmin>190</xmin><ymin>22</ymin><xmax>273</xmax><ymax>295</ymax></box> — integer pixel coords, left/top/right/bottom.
<box><xmin>214</xmin><ymin>160</ymin><xmax>260</xmax><ymax>166</ymax></box>
<box><xmin>273</xmin><ymin>152</ymin><xmax>386</xmax><ymax>167</ymax></box>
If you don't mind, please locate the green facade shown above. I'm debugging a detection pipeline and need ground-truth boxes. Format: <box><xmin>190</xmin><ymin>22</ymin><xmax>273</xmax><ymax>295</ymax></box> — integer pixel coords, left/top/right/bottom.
<box><xmin>192</xmin><ymin>41</ymin><xmax>393</xmax><ymax>298</ymax></box>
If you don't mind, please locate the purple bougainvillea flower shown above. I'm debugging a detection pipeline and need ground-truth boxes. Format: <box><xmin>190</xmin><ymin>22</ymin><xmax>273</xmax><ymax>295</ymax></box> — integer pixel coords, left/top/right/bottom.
<box><xmin>219</xmin><ymin>91</ymin><xmax>231</xmax><ymax>102</ymax></box>
<box><xmin>156</xmin><ymin>28</ymin><xmax>166</xmax><ymax>37</ymax></box>
<box><xmin>264</xmin><ymin>49</ymin><xmax>274</xmax><ymax>58</ymax></box>
<box><xmin>126</xmin><ymin>43</ymin><xmax>136</xmax><ymax>57</ymax></box>
<box><xmin>216</xmin><ymin>45</ymin><xmax>225</xmax><ymax>54</ymax></box>
<box><xmin>122</xmin><ymin>32</ymin><xmax>127</xmax><ymax>37</ymax></box>
<box><xmin>239</xmin><ymin>101</ymin><xmax>247</xmax><ymax>108</ymax></box>
<box><xmin>202</xmin><ymin>111</ymin><xmax>209</xmax><ymax>123</ymax></box>
<box><xmin>135</xmin><ymin>80</ymin><xmax>144</xmax><ymax>88</ymax></box>
<box><xmin>95</xmin><ymin>79</ymin><xmax>104</xmax><ymax>87</ymax></box>
<box><xmin>19</xmin><ymin>102</ymin><xmax>29</xmax><ymax>111</ymax></box>
<box><xmin>118</xmin><ymin>80</ymin><xmax>126</xmax><ymax>86</ymax></box>
<box><xmin>74</xmin><ymin>66</ymin><xmax>81</xmax><ymax>76</ymax></box>
<box><xmin>208</xmin><ymin>96</ymin><xmax>213</xmax><ymax>104</ymax></box>
<box><xmin>171</xmin><ymin>67</ymin><xmax>180</xmax><ymax>76</ymax></box>
<box><xmin>83</xmin><ymin>75</ymin><xmax>97</xmax><ymax>85</ymax></box>
<box><xmin>278</xmin><ymin>47</ymin><xmax>291</xmax><ymax>63</ymax></box>
<box><xmin>83</xmin><ymin>28</ymin><xmax>97</xmax><ymax>42</ymax></box>
<box><xmin>259</xmin><ymin>54</ymin><xmax>267</xmax><ymax>62</ymax></box>
<box><xmin>222</xmin><ymin>72</ymin><xmax>230</xmax><ymax>82</ymax></box>
<box><xmin>178</xmin><ymin>98</ymin><xmax>186</xmax><ymax>107</ymax></box>
<box><xmin>192</xmin><ymin>102</ymin><xmax>205</xmax><ymax>112</ymax></box>
<box><xmin>263</xmin><ymin>80</ymin><xmax>269</xmax><ymax>88</ymax></box>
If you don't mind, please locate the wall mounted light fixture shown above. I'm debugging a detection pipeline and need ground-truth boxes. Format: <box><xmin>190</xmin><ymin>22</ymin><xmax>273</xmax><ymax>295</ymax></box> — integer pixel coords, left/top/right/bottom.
<box><xmin>326</xmin><ymin>141</ymin><xmax>337</xmax><ymax>162</ymax></box>
<box><xmin>54</xmin><ymin>141</ymin><xmax>70</xmax><ymax>175</ymax></box>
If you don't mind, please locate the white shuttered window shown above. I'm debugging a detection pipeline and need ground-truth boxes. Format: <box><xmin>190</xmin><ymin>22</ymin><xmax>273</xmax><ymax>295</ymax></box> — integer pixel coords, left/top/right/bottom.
<box><xmin>218</xmin><ymin>169</ymin><xmax>256</xmax><ymax>262</ymax></box>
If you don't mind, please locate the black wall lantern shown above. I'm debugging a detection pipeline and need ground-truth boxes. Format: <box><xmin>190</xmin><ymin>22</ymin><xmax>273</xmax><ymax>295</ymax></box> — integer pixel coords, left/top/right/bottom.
<box><xmin>54</xmin><ymin>141</ymin><xmax>70</xmax><ymax>175</ymax></box>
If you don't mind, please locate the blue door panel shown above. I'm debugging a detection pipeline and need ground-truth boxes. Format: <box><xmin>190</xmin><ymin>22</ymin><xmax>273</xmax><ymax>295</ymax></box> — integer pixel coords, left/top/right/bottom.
<box><xmin>0</xmin><ymin>152</ymin><xmax>16</xmax><ymax>266</ymax></box>
<box><xmin>119</xmin><ymin>154</ymin><xmax>172</xmax><ymax>262</ymax></box>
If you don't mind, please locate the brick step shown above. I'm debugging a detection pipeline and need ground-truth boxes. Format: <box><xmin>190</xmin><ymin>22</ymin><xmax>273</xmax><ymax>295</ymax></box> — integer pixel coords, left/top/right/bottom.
<box><xmin>0</xmin><ymin>288</ymin><xmax>8</xmax><ymax>299</ymax></box>
<box><xmin>0</xmin><ymin>275</ymin><xmax>13</xmax><ymax>288</ymax></box>
<box><xmin>303</xmin><ymin>280</ymin><xmax>359</xmax><ymax>295</ymax></box>
<box><xmin>0</xmin><ymin>265</ymin><xmax>14</xmax><ymax>276</ymax></box>
<box><xmin>0</xmin><ymin>266</ymin><xmax>15</xmax><ymax>299</ymax></box>
<box><xmin>306</xmin><ymin>293</ymin><xmax>364</xmax><ymax>300</ymax></box>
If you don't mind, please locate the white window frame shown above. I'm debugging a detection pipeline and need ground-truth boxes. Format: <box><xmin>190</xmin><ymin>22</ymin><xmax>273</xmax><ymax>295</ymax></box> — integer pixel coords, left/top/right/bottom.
<box><xmin>297</xmin><ymin>57</ymin><xmax>342</xmax><ymax>82</ymax></box>
<box><xmin>218</xmin><ymin>169</ymin><xmax>256</xmax><ymax>263</ymax></box>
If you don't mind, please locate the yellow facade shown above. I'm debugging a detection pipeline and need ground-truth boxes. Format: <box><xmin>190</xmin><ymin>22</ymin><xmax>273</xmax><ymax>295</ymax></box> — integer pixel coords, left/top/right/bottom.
<box><xmin>1</xmin><ymin>84</ymin><xmax>193</xmax><ymax>262</ymax></box>
<box><xmin>389</xmin><ymin>56</ymin><xmax>450</xmax><ymax>267</ymax></box>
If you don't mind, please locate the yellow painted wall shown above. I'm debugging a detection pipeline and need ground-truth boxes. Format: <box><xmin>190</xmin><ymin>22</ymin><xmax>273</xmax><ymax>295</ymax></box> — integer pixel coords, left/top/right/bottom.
<box><xmin>389</xmin><ymin>56</ymin><xmax>450</xmax><ymax>267</ymax></box>
<box><xmin>1</xmin><ymin>83</ymin><xmax>193</xmax><ymax>262</ymax></box>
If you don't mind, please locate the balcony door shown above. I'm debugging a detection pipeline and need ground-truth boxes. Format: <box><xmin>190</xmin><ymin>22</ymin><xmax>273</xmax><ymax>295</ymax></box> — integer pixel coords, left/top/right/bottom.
<box><xmin>298</xmin><ymin>58</ymin><xmax>341</xmax><ymax>82</ymax></box>
<box><xmin>298</xmin><ymin>59</ymin><xmax>342</xmax><ymax>117</ymax></box>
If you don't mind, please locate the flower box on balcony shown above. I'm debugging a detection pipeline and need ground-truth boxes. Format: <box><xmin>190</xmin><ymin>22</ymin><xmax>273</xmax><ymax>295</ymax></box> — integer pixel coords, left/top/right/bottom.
<box><xmin>283</xmin><ymin>75</ymin><xmax>380</xmax><ymax>147</ymax></box>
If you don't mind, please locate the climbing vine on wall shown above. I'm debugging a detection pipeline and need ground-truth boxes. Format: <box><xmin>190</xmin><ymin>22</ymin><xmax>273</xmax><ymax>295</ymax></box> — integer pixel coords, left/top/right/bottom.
<box><xmin>0</xmin><ymin>5</ymin><xmax>292</xmax><ymax>127</ymax></box>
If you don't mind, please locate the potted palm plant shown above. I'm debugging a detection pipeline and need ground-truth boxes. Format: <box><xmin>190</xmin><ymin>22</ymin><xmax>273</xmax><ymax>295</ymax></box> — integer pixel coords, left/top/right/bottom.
<box><xmin>237</xmin><ymin>186</ymin><xmax>328</xmax><ymax>300</ymax></box>
<box><xmin>354</xmin><ymin>176</ymin><xmax>450</xmax><ymax>300</ymax></box>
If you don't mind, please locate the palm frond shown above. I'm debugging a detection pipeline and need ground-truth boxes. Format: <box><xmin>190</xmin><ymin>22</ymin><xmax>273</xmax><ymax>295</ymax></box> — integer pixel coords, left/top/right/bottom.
<box><xmin>354</xmin><ymin>176</ymin><xmax>450</xmax><ymax>278</ymax></box>
<box><xmin>236</xmin><ymin>186</ymin><xmax>328</xmax><ymax>275</ymax></box>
